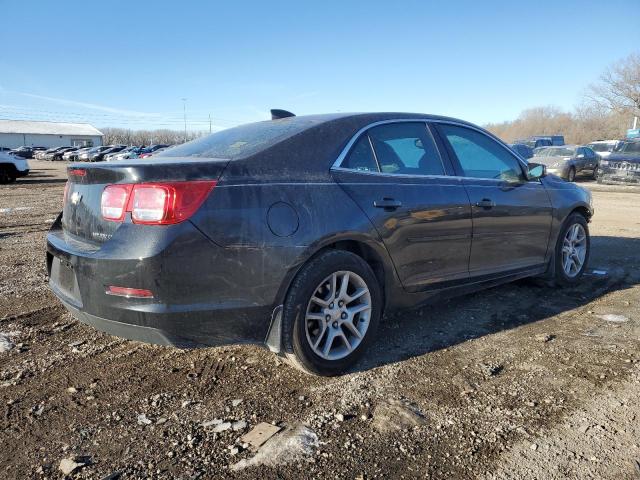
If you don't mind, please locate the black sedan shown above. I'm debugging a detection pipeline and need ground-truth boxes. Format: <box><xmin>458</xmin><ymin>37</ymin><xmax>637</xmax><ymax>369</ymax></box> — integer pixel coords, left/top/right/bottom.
<box><xmin>47</xmin><ymin>112</ymin><xmax>593</xmax><ymax>376</ymax></box>
<box><xmin>88</xmin><ymin>145</ymin><xmax>127</xmax><ymax>162</ymax></box>
<box><xmin>598</xmin><ymin>139</ymin><xmax>640</xmax><ymax>184</ymax></box>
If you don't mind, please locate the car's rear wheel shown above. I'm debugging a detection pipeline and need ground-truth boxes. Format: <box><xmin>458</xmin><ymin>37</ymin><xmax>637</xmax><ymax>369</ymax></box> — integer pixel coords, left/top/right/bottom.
<box><xmin>0</xmin><ymin>166</ymin><xmax>16</xmax><ymax>184</ymax></box>
<box><xmin>283</xmin><ymin>250</ymin><xmax>382</xmax><ymax>376</ymax></box>
<box><xmin>553</xmin><ymin>213</ymin><xmax>590</xmax><ymax>285</ymax></box>
<box><xmin>567</xmin><ymin>167</ymin><xmax>576</xmax><ymax>182</ymax></box>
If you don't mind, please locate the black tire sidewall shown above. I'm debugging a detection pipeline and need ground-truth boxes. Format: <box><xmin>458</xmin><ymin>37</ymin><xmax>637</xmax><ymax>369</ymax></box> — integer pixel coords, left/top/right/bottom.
<box><xmin>568</xmin><ymin>167</ymin><xmax>576</xmax><ymax>182</ymax></box>
<box><xmin>284</xmin><ymin>250</ymin><xmax>382</xmax><ymax>376</ymax></box>
<box><xmin>554</xmin><ymin>213</ymin><xmax>590</xmax><ymax>285</ymax></box>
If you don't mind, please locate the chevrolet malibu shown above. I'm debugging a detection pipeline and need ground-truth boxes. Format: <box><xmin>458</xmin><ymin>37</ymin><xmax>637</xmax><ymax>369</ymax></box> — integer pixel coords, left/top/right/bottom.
<box><xmin>47</xmin><ymin>112</ymin><xmax>593</xmax><ymax>376</ymax></box>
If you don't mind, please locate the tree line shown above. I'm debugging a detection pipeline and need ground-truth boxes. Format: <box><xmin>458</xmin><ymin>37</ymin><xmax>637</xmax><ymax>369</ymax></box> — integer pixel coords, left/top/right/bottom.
<box><xmin>100</xmin><ymin>128</ymin><xmax>206</xmax><ymax>146</ymax></box>
<box><xmin>486</xmin><ymin>52</ymin><xmax>639</xmax><ymax>144</ymax></box>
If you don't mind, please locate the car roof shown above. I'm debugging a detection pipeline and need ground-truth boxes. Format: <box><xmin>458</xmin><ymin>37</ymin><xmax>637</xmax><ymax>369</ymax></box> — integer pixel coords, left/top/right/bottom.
<box><xmin>215</xmin><ymin>112</ymin><xmax>484</xmax><ymax>182</ymax></box>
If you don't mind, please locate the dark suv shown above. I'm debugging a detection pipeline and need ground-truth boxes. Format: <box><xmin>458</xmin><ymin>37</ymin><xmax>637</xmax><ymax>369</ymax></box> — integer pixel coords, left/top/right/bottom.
<box><xmin>47</xmin><ymin>112</ymin><xmax>593</xmax><ymax>375</ymax></box>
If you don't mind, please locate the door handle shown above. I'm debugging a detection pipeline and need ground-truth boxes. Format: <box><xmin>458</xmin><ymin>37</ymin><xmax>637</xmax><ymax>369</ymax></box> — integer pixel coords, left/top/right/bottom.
<box><xmin>374</xmin><ymin>198</ymin><xmax>402</xmax><ymax>210</ymax></box>
<box><xmin>475</xmin><ymin>198</ymin><xmax>495</xmax><ymax>209</ymax></box>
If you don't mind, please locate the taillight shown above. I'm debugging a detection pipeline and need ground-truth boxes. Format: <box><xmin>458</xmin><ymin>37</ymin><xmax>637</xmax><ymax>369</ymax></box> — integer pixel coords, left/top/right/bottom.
<box><xmin>101</xmin><ymin>185</ymin><xmax>133</xmax><ymax>221</ymax></box>
<box><xmin>106</xmin><ymin>286</ymin><xmax>154</xmax><ymax>298</ymax></box>
<box><xmin>100</xmin><ymin>181</ymin><xmax>216</xmax><ymax>224</ymax></box>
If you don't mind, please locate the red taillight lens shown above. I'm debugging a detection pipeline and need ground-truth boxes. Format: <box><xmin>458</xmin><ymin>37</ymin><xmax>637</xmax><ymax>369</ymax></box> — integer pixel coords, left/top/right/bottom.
<box><xmin>101</xmin><ymin>185</ymin><xmax>133</xmax><ymax>221</ymax></box>
<box><xmin>106</xmin><ymin>286</ymin><xmax>154</xmax><ymax>298</ymax></box>
<box><xmin>131</xmin><ymin>185</ymin><xmax>171</xmax><ymax>223</ymax></box>
<box><xmin>100</xmin><ymin>181</ymin><xmax>216</xmax><ymax>224</ymax></box>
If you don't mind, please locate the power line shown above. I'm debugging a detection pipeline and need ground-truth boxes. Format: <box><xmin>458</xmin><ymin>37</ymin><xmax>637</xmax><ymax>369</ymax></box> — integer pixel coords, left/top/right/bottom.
<box><xmin>0</xmin><ymin>104</ymin><xmax>252</xmax><ymax>129</ymax></box>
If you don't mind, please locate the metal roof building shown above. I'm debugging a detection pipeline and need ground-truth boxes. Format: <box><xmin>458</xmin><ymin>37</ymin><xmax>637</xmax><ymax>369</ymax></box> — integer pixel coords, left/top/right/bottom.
<box><xmin>0</xmin><ymin>120</ymin><xmax>104</xmax><ymax>149</ymax></box>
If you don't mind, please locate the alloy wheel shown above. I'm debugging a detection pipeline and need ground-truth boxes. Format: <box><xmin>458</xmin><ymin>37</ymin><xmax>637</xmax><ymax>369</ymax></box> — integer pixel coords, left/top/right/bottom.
<box><xmin>562</xmin><ymin>223</ymin><xmax>587</xmax><ymax>278</ymax></box>
<box><xmin>304</xmin><ymin>270</ymin><xmax>372</xmax><ymax>360</ymax></box>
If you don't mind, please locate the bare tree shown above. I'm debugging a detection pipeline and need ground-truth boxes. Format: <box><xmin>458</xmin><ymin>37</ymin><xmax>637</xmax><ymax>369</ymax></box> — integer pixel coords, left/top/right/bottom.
<box><xmin>485</xmin><ymin>105</ymin><xmax>631</xmax><ymax>144</ymax></box>
<box><xmin>586</xmin><ymin>52</ymin><xmax>640</xmax><ymax>117</ymax></box>
<box><xmin>100</xmin><ymin>128</ymin><xmax>207</xmax><ymax>146</ymax></box>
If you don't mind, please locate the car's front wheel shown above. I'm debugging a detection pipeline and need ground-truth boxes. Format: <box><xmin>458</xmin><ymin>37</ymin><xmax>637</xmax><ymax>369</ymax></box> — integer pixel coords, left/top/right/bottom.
<box><xmin>553</xmin><ymin>213</ymin><xmax>590</xmax><ymax>285</ymax></box>
<box><xmin>283</xmin><ymin>250</ymin><xmax>382</xmax><ymax>376</ymax></box>
<box><xmin>567</xmin><ymin>167</ymin><xmax>576</xmax><ymax>182</ymax></box>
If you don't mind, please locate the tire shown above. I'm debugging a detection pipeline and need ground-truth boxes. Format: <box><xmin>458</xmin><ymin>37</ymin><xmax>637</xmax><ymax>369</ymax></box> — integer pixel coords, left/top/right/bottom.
<box><xmin>591</xmin><ymin>165</ymin><xmax>599</xmax><ymax>180</ymax></box>
<box><xmin>282</xmin><ymin>250</ymin><xmax>382</xmax><ymax>376</ymax></box>
<box><xmin>567</xmin><ymin>167</ymin><xmax>576</xmax><ymax>182</ymax></box>
<box><xmin>553</xmin><ymin>213</ymin><xmax>590</xmax><ymax>286</ymax></box>
<box><xmin>0</xmin><ymin>166</ymin><xmax>16</xmax><ymax>184</ymax></box>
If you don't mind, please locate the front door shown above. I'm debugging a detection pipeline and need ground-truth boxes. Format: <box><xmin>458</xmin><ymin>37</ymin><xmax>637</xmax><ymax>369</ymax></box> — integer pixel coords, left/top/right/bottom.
<box><xmin>332</xmin><ymin>121</ymin><xmax>472</xmax><ymax>291</ymax></box>
<box><xmin>435</xmin><ymin>123</ymin><xmax>553</xmax><ymax>277</ymax></box>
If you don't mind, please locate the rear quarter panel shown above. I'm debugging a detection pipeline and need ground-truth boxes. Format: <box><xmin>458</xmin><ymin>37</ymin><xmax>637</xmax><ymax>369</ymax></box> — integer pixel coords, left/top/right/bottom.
<box><xmin>190</xmin><ymin>180</ymin><xmax>399</xmax><ymax>307</ymax></box>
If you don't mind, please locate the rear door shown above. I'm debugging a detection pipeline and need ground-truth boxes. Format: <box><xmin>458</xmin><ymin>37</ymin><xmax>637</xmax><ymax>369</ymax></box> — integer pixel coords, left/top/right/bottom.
<box><xmin>434</xmin><ymin>123</ymin><xmax>553</xmax><ymax>277</ymax></box>
<box><xmin>332</xmin><ymin>121</ymin><xmax>472</xmax><ymax>291</ymax></box>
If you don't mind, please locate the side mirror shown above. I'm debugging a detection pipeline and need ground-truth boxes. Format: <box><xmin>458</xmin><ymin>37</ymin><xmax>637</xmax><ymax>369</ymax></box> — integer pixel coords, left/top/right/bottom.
<box><xmin>527</xmin><ymin>163</ymin><xmax>546</xmax><ymax>180</ymax></box>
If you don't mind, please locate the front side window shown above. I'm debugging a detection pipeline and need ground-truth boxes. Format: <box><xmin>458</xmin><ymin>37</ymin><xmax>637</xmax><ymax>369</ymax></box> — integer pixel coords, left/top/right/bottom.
<box><xmin>367</xmin><ymin>122</ymin><xmax>444</xmax><ymax>176</ymax></box>
<box><xmin>439</xmin><ymin>124</ymin><xmax>525</xmax><ymax>181</ymax></box>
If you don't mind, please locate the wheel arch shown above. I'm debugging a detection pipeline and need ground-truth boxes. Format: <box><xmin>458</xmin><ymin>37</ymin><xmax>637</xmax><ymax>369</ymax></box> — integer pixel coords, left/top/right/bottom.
<box><xmin>265</xmin><ymin>234</ymin><xmax>400</xmax><ymax>354</ymax></box>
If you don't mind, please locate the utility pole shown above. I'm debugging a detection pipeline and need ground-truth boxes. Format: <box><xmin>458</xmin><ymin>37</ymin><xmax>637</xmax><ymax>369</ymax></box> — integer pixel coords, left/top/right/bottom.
<box><xmin>181</xmin><ymin>98</ymin><xmax>187</xmax><ymax>142</ymax></box>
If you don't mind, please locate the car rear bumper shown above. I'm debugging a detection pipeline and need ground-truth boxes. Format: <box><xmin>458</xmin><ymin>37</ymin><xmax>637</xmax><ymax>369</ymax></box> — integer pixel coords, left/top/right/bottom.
<box><xmin>16</xmin><ymin>169</ymin><xmax>29</xmax><ymax>177</ymax></box>
<box><xmin>46</xmin><ymin>216</ymin><xmax>278</xmax><ymax>348</ymax></box>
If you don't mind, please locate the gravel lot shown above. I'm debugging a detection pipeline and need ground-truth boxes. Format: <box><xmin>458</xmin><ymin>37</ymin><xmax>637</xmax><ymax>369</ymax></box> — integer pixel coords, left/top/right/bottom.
<box><xmin>1</xmin><ymin>160</ymin><xmax>640</xmax><ymax>479</ymax></box>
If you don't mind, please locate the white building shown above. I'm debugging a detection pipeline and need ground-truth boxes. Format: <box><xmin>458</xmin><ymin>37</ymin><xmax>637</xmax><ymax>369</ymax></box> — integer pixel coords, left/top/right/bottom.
<box><xmin>0</xmin><ymin>120</ymin><xmax>104</xmax><ymax>149</ymax></box>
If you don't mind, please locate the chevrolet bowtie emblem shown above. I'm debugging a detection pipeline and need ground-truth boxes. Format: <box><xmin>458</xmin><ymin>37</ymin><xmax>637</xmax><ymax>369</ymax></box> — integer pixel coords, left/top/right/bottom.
<box><xmin>70</xmin><ymin>191</ymin><xmax>82</xmax><ymax>205</ymax></box>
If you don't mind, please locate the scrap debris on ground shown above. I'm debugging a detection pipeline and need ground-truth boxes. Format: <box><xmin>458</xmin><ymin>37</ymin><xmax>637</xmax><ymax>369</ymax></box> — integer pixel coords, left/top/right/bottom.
<box><xmin>1</xmin><ymin>161</ymin><xmax>640</xmax><ymax>479</ymax></box>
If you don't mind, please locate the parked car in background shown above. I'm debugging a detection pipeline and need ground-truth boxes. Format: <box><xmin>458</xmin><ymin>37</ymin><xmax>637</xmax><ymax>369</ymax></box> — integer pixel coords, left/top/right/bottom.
<box><xmin>51</xmin><ymin>147</ymin><xmax>79</xmax><ymax>161</ymax></box>
<box><xmin>533</xmin><ymin>145</ymin><xmax>599</xmax><ymax>181</ymax></box>
<box><xmin>104</xmin><ymin>146</ymin><xmax>141</xmax><ymax>162</ymax></box>
<box><xmin>509</xmin><ymin>143</ymin><xmax>534</xmax><ymax>159</ymax></box>
<box><xmin>0</xmin><ymin>151</ymin><xmax>30</xmax><ymax>183</ymax></box>
<box><xmin>47</xmin><ymin>112</ymin><xmax>593</xmax><ymax>375</ymax></box>
<box><xmin>35</xmin><ymin>147</ymin><xmax>62</xmax><ymax>160</ymax></box>
<box><xmin>77</xmin><ymin>146</ymin><xmax>110</xmax><ymax>162</ymax></box>
<box><xmin>532</xmin><ymin>135</ymin><xmax>564</xmax><ymax>146</ymax></box>
<box><xmin>63</xmin><ymin>147</ymin><xmax>91</xmax><ymax>162</ymax></box>
<box><xmin>598</xmin><ymin>139</ymin><xmax>640</xmax><ymax>184</ymax></box>
<box><xmin>11</xmin><ymin>146</ymin><xmax>44</xmax><ymax>159</ymax></box>
<box><xmin>533</xmin><ymin>146</ymin><xmax>549</xmax><ymax>156</ymax></box>
<box><xmin>587</xmin><ymin>140</ymin><xmax>623</xmax><ymax>159</ymax></box>
<box><xmin>89</xmin><ymin>145</ymin><xmax>127</xmax><ymax>162</ymax></box>
<box><xmin>521</xmin><ymin>137</ymin><xmax>553</xmax><ymax>149</ymax></box>
<box><xmin>42</xmin><ymin>147</ymin><xmax>71</xmax><ymax>161</ymax></box>
<box><xmin>138</xmin><ymin>144</ymin><xmax>170</xmax><ymax>158</ymax></box>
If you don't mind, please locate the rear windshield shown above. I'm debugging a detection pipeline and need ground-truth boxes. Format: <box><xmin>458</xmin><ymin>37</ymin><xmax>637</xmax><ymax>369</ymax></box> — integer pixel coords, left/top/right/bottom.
<box><xmin>158</xmin><ymin>118</ymin><xmax>318</xmax><ymax>159</ymax></box>
<box><xmin>538</xmin><ymin>147</ymin><xmax>576</xmax><ymax>157</ymax></box>
<box><xmin>588</xmin><ymin>143</ymin><xmax>614</xmax><ymax>152</ymax></box>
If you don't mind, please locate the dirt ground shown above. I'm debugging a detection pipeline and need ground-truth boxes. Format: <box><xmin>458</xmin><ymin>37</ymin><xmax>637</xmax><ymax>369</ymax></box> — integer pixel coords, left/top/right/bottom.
<box><xmin>1</xmin><ymin>160</ymin><xmax>639</xmax><ymax>480</ymax></box>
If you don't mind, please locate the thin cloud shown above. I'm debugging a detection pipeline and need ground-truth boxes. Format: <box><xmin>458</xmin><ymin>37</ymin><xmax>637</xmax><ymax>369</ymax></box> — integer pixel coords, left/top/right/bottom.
<box><xmin>17</xmin><ymin>92</ymin><xmax>159</xmax><ymax>118</ymax></box>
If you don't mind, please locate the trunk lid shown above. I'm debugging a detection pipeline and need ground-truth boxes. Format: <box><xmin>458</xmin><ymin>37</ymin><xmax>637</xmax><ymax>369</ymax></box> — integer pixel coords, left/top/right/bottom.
<box><xmin>62</xmin><ymin>157</ymin><xmax>229</xmax><ymax>244</ymax></box>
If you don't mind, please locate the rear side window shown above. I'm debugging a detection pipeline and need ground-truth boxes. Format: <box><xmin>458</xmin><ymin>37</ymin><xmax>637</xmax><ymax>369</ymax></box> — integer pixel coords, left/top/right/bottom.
<box><xmin>439</xmin><ymin>124</ymin><xmax>525</xmax><ymax>182</ymax></box>
<box><xmin>342</xmin><ymin>135</ymin><xmax>378</xmax><ymax>172</ymax></box>
<box><xmin>367</xmin><ymin>122</ymin><xmax>444</xmax><ymax>176</ymax></box>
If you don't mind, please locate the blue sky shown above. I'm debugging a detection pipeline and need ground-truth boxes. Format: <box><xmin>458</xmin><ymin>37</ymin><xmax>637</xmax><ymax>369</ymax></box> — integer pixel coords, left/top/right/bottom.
<box><xmin>1</xmin><ymin>0</ymin><xmax>638</xmax><ymax>131</ymax></box>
